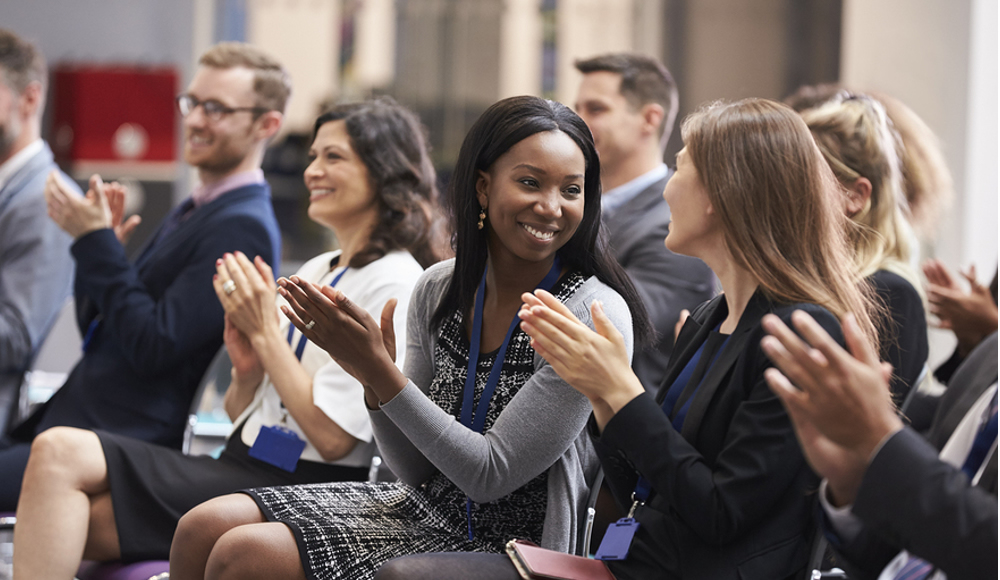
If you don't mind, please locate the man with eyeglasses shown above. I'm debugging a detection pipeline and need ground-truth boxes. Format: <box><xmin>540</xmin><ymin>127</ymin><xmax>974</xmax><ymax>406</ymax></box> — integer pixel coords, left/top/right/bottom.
<box><xmin>0</xmin><ymin>42</ymin><xmax>285</xmax><ymax>510</ymax></box>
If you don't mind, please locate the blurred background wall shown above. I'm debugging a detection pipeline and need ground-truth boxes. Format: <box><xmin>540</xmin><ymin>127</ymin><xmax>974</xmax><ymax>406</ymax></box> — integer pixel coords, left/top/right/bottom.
<box><xmin>2</xmin><ymin>0</ymin><xmax>996</xmax><ymax>363</ymax></box>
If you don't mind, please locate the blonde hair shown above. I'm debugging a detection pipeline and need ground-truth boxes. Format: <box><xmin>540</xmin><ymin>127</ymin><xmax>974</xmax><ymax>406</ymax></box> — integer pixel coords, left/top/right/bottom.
<box><xmin>800</xmin><ymin>94</ymin><xmax>922</xmax><ymax>294</ymax></box>
<box><xmin>682</xmin><ymin>99</ymin><xmax>881</xmax><ymax>347</ymax></box>
<box><xmin>870</xmin><ymin>91</ymin><xmax>954</xmax><ymax>238</ymax></box>
<box><xmin>199</xmin><ymin>42</ymin><xmax>291</xmax><ymax>114</ymax></box>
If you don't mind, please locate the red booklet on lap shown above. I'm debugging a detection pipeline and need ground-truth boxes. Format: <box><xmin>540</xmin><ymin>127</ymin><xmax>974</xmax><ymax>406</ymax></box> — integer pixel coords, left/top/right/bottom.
<box><xmin>506</xmin><ymin>540</ymin><xmax>616</xmax><ymax>580</ymax></box>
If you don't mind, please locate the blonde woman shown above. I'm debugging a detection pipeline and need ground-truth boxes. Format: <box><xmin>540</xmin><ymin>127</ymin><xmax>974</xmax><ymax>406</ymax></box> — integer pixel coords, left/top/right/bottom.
<box><xmin>801</xmin><ymin>93</ymin><xmax>928</xmax><ymax>404</ymax></box>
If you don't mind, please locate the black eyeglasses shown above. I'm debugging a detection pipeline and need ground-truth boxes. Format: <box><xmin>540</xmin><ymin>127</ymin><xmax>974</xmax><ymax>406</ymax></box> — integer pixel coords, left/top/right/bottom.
<box><xmin>176</xmin><ymin>94</ymin><xmax>269</xmax><ymax>121</ymax></box>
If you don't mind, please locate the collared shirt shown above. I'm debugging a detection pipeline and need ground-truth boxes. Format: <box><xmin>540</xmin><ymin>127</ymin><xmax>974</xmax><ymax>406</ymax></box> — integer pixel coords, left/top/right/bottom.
<box><xmin>190</xmin><ymin>168</ymin><xmax>265</xmax><ymax>208</ymax></box>
<box><xmin>600</xmin><ymin>163</ymin><xmax>669</xmax><ymax>219</ymax></box>
<box><xmin>0</xmin><ymin>139</ymin><xmax>44</xmax><ymax>192</ymax></box>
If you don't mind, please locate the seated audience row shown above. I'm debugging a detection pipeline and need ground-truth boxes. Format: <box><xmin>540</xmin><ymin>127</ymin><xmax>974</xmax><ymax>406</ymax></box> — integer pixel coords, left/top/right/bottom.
<box><xmin>0</xmin><ymin>29</ymin><xmax>992</xmax><ymax>580</ymax></box>
<box><xmin>12</xmin><ymin>99</ymin><xmax>442</xmax><ymax>578</ymax></box>
<box><xmin>0</xmin><ymin>41</ymin><xmax>285</xmax><ymax>512</ymax></box>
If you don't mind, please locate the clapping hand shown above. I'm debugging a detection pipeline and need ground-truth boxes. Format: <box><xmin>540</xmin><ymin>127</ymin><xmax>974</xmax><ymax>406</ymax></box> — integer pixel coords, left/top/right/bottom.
<box><xmin>760</xmin><ymin>311</ymin><xmax>902</xmax><ymax>506</ymax></box>
<box><xmin>518</xmin><ymin>289</ymin><xmax>643</xmax><ymax>428</ymax></box>
<box><xmin>923</xmin><ymin>260</ymin><xmax>998</xmax><ymax>356</ymax></box>
<box><xmin>222</xmin><ymin>313</ymin><xmax>264</xmax><ymax>383</ymax></box>
<box><xmin>277</xmin><ymin>276</ymin><xmax>406</xmax><ymax>402</ymax></box>
<box><xmin>105</xmin><ymin>181</ymin><xmax>142</xmax><ymax>244</ymax></box>
<box><xmin>213</xmin><ymin>252</ymin><xmax>281</xmax><ymax>342</ymax></box>
<box><xmin>44</xmin><ymin>172</ymin><xmax>114</xmax><ymax>239</ymax></box>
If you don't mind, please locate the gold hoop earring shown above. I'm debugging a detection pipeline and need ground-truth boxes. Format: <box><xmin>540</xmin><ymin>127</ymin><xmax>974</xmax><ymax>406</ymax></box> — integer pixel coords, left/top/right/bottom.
<box><xmin>477</xmin><ymin>207</ymin><xmax>486</xmax><ymax>230</ymax></box>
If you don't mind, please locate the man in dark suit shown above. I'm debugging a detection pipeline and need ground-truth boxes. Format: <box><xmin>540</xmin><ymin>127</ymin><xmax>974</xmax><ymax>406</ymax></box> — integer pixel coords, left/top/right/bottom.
<box><xmin>0</xmin><ymin>42</ymin><xmax>287</xmax><ymax>510</ymax></box>
<box><xmin>574</xmin><ymin>53</ymin><xmax>714</xmax><ymax>392</ymax></box>
<box><xmin>761</xmin><ymin>312</ymin><xmax>996</xmax><ymax>580</ymax></box>
<box><xmin>0</xmin><ymin>29</ymin><xmax>77</xmax><ymax>435</ymax></box>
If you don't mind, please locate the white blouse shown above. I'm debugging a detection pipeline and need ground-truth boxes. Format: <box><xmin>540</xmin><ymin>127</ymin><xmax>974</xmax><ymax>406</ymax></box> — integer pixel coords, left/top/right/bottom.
<box><xmin>232</xmin><ymin>249</ymin><xmax>424</xmax><ymax>467</ymax></box>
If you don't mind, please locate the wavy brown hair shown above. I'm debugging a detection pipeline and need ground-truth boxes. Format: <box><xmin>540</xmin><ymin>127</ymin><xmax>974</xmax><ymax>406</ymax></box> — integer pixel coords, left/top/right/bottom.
<box><xmin>199</xmin><ymin>42</ymin><xmax>291</xmax><ymax>114</ymax></box>
<box><xmin>314</xmin><ymin>98</ymin><xmax>451</xmax><ymax>270</ymax></box>
<box><xmin>682</xmin><ymin>99</ymin><xmax>881</xmax><ymax>347</ymax></box>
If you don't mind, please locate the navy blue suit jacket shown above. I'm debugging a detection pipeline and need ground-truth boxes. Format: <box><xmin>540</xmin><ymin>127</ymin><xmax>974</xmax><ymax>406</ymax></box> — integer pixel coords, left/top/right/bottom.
<box><xmin>12</xmin><ymin>182</ymin><xmax>281</xmax><ymax>449</ymax></box>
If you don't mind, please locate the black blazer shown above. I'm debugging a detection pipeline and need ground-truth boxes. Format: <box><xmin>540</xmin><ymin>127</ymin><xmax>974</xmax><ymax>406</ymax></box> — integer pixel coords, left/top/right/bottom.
<box><xmin>595</xmin><ymin>292</ymin><xmax>842</xmax><ymax>580</ymax></box>
<box><xmin>12</xmin><ymin>183</ymin><xmax>281</xmax><ymax>449</ymax></box>
<box><xmin>868</xmin><ymin>269</ymin><xmax>928</xmax><ymax>405</ymax></box>
<box><xmin>603</xmin><ymin>174</ymin><xmax>715</xmax><ymax>393</ymax></box>
<box><xmin>834</xmin><ymin>332</ymin><xmax>998</xmax><ymax>580</ymax></box>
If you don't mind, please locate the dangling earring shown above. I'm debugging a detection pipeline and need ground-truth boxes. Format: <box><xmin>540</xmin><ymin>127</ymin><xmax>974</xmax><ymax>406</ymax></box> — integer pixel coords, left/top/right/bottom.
<box><xmin>477</xmin><ymin>207</ymin><xmax>486</xmax><ymax>230</ymax></box>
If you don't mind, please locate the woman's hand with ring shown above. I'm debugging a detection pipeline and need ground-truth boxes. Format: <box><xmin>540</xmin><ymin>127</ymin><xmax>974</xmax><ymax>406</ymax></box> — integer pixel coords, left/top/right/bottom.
<box><xmin>278</xmin><ymin>276</ymin><xmax>406</xmax><ymax>402</ymax></box>
<box><xmin>213</xmin><ymin>251</ymin><xmax>281</xmax><ymax>343</ymax></box>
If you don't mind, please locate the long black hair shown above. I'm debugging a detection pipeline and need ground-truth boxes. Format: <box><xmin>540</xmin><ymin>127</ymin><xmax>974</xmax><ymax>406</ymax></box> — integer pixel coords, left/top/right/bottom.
<box><xmin>313</xmin><ymin>97</ymin><xmax>450</xmax><ymax>269</ymax></box>
<box><xmin>431</xmin><ymin>95</ymin><xmax>652</xmax><ymax>344</ymax></box>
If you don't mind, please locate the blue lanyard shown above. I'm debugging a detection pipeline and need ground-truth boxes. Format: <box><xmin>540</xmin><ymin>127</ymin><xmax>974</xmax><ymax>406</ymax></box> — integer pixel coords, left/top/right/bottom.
<box><xmin>82</xmin><ymin>317</ymin><xmax>101</xmax><ymax>352</ymax></box>
<box><xmin>961</xmin><ymin>391</ymin><xmax>998</xmax><ymax>480</ymax></box>
<box><xmin>462</xmin><ymin>256</ymin><xmax>562</xmax><ymax>540</ymax></box>
<box><xmin>286</xmin><ymin>266</ymin><xmax>348</xmax><ymax>360</ymax></box>
<box><xmin>632</xmin><ymin>330</ymin><xmax>729</xmax><ymax>505</ymax></box>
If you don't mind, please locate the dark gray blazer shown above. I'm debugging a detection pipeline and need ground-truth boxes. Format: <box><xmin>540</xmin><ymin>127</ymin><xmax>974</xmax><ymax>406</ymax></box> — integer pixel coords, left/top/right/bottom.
<box><xmin>834</xmin><ymin>332</ymin><xmax>998</xmax><ymax>580</ymax></box>
<box><xmin>0</xmin><ymin>142</ymin><xmax>76</xmax><ymax>434</ymax></box>
<box><xmin>603</xmin><ymin>174</ymin><xmax>715</xmax><ymax>392</ymax></box>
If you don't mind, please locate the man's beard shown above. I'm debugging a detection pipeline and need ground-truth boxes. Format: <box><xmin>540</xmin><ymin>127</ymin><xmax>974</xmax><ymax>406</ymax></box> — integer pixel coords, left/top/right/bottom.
<box><xmin>0</xmin><ymin>124</ymin><xmax>17</xmax><ymax>161</ymax></box>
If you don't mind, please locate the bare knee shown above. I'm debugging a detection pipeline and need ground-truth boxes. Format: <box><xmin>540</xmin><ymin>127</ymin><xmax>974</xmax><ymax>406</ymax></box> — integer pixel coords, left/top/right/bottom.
<box><xmin>171</xmin><ymin>494</ymin><xmax>267</xmax><ymax>579</ymax></box>
<box><xmin>205</xmin><ymin>523</ymin><xmax>304</xmax><ymax>580</ymax></box>
<box><xmin>26</xmin><ymin>427</ymin><xmax>107</xmax><ymax>490</ymax></box>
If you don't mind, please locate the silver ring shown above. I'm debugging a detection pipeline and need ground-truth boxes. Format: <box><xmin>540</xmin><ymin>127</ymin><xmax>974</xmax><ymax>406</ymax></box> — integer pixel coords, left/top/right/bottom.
<box><xmin>304</xmin><ymin>320</ymin><xmax>316</xmax><ymax>330</ymax></box>
<box><xmin>222</xmin><ymin>280</ymin><xmax>237</xmax><ymax>296</ymax></box>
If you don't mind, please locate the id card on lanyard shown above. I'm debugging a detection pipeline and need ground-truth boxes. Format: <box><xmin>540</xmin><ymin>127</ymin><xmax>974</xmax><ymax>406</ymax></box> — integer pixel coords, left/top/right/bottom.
<box><xmin>461</xmin><ymin>257</ymin><xmax>562</xmax><ymax>541</ymax></box>
<box><xmin>594</xmin><ymin>330</ymin><xmax>730</xmax><ymax>561</ymax></box>
<box><xmin>249</xmin><ymin>265</ymin><xmax>349</xmax><ymax>472</ymax></box>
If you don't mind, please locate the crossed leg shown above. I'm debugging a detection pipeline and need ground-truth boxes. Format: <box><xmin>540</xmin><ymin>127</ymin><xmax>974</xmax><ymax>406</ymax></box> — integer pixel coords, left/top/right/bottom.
<box><xmin>170</xmin><ymin>493</ymin><xmax>305</xmax><ymax>580</ymax></box>
<box><xmin>13</xmin><ymin>427</ymin><xmax>120</xmax><ymax>580</ymax></box>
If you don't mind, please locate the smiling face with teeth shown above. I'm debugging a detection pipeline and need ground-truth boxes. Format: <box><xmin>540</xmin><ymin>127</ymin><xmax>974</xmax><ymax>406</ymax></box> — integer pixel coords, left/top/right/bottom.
<box><xmin>476</xmin><ymin>130</ymin><xmax>586</xmax><ymax>267</ymax></box>
<box><xmin>181</xmin><ymin>65</ymin><xmax>273</xmax><ymax>182</ymax></box>
<box><xmin>303</xmin><ymin>120</ymin><xmax>378</xmax><ymax>232</ymax></box>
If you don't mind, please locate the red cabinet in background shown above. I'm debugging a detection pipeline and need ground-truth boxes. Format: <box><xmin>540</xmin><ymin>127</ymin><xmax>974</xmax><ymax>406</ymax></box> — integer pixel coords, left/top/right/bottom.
<box><xmin>50</xmin><ymin>65</ymin><xmax>178</xmax><ymax>180</ymax></box>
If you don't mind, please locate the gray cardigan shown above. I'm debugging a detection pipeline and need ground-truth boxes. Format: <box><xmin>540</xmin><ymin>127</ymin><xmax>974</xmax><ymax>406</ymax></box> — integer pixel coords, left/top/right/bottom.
<box><xmin>369</xmin><ymin>259</ymin><xmax>634</xmax><ymax>554</ymax></box>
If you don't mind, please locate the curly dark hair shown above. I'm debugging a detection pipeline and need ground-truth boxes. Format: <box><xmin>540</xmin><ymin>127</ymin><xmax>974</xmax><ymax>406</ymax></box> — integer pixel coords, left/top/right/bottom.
<box><xmin>313</xmin><ymin>97</ymin><xmax>450</xmax><ymax>269</ymax></box>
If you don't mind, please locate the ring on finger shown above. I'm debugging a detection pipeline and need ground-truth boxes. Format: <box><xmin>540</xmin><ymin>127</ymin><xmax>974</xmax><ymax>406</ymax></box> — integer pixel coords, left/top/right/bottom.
<box><xmin>304</xmin><ymin>320</ymin><xmax>316</xmax><ymax>330</ymax></box>
<box><xmin>222</xmin><ymin>280</ymin><xmax>237</xmax><ymax>296</ymax></box>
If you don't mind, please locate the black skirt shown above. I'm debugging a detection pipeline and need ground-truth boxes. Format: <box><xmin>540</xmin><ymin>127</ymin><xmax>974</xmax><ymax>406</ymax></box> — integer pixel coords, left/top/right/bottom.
<box><xmin>98</xmin><ymin>423</ymin><xmax>368</xmax><ymax>561</ymax></box>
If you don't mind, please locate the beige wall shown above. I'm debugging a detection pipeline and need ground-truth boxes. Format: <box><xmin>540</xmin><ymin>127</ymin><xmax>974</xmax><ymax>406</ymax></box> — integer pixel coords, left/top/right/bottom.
<box><xmin>842</xmin><ymin>0</ymin><xmax>998</xmax><ymax>366</ymax></box>
<box><xmin>246</xmin><ymin>0</ymin><xmax>340</xmax><ymax>134</ymax></box>
<box><xmin>682</xmin><ymin>0</ymin><xmax>790</xmax><ymax>109</ymax></box>
<box><xmin>555</xmin><ymin>0</ymin><xmax>638</xmax><ymax>106</ymax></box>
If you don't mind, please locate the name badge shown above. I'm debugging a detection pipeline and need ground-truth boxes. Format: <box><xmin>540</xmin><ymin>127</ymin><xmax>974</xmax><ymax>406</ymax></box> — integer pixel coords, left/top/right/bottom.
<box><xmin>248</xmin><ymin>425</ymin><xmax>305</xmax><ymax>472</ymax></box>
<box><xmin>594</xmin><ymin>518</ymin><xmax>641</xmax><ymax>561</ymax></box>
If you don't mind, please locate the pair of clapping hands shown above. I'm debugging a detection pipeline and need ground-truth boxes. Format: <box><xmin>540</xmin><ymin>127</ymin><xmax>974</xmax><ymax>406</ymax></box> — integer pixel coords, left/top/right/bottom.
<box><xmin>923</xmin><ymin>260</ymin><xmax>997</xmax><ymax>357</ymax></box>
<box><xmin>44</xmin><ymin>172</ymin><xmax>142</xmax><ymax>243</ymax></box>
<box><xmin>517</xmin><ymin>292</ymin><xmax>901</xmax><ymax>508</ymax></box>
<box><xmin>214</xmin><ymin>253</ymin><xmax>406</xmax><ymax>406</ymax></box>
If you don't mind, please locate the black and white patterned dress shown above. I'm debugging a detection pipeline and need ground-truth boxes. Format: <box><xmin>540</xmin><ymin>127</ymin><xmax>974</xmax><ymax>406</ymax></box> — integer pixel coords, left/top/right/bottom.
<box><xmin>244</xmin><ymin>272</ymin><xmax>588</xmax><ymax>580</ymax></box>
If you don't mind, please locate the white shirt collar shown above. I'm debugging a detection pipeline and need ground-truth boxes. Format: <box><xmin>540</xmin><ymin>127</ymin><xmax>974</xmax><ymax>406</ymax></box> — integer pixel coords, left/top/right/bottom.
<box><xmin>601</xmin><ymin>163</ymin><xmax>669</xmax><ymax>218</ymax></box>
<box><xmin>0</xmin><ymin>139</ymin><xmax>44</xmax><ymax>191</ymax></box>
